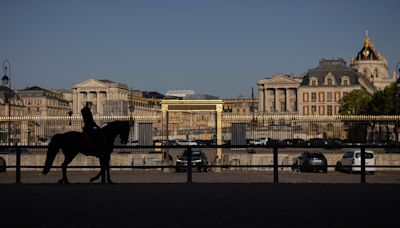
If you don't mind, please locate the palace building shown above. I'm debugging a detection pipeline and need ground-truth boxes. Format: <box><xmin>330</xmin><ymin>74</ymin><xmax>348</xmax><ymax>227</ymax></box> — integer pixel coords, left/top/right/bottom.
<box><xmin>258</xmin><ymin>33</ymin><xmax>395</xmax><ymax>116</ymax></box>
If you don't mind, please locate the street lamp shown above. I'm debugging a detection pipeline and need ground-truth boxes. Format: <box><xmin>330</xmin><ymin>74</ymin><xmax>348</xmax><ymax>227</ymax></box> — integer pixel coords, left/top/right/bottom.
<box><xmin>129</xmin><ymin>103</ymin><xmax>135</xmax><ymax>140</ymax></box>
<box><xmin>2</xmin><ymin>60</ymin><xmax>11</xmax><ymax>145</ymax></box>
<box><xmin>68</xmin><ymin>111</ymin><xmax>73</xmax><ymax>126</ymax></box>
<box><xmin>395</xmin><ymin>62</ymin><xmax>400</xmax><ymax>142</ymax></box>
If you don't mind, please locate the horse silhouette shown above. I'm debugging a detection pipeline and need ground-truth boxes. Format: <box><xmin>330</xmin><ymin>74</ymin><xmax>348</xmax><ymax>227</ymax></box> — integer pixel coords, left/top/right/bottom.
<box><xmin>42</xmin><ymin>121</ymin><xmax>130</xmax><ymax>184</ymax></box>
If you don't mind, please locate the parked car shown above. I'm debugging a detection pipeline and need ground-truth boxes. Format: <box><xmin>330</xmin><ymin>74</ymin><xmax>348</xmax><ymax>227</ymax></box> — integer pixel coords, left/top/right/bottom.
<box><xmin>292</xmin><ymin>151</ymin><xmax>328</xmax><ymax>173</ymax></box>
<box><xmin>335</xmin><ymin>149</ymin><xmax>375</xmax><ymax>174</ymax></box>
<box><xmin>307</xmin><ymin>138</ymin><xmax>328</xmax><ymax>147</ymax></box>
<box><xmin>283</xmin><ymin>138</ymin><xmax>306</xmax><ymax>147</ymax></box>
<box><xmin>2</xmin><ymin>148</ymin><xmax>32</xmax><ymax>154</ymax></box>
<box><xmin>175</xmin><ymin>149</ymin><xmax>208</xmax><ymax>172</ymax></box>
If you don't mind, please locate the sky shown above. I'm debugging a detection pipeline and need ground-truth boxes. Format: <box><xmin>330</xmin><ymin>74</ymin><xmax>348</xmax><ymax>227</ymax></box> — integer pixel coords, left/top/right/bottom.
<box><xmin>0</xmin><ymin>0</ymin><xmax>399</xmax><ymax>99</ymax></box>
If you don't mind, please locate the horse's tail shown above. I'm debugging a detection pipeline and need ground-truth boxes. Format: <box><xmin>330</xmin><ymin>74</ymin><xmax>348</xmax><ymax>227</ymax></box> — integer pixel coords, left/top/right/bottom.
<box><xmin>42</xmin><ymin>134</ymin><xmax>62</xmax><ymax>174</ymax></box>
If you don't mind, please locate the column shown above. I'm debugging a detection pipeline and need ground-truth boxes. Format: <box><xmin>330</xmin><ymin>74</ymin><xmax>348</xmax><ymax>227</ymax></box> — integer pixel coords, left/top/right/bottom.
<box><xmin>274</xmin><ymin>88</ymin><xmax>278</xmax><ymax>112</ymax></box>
<box><xmin>262</xmin><ymin>84</ymin><xmax>266</xmax><ymax>113</ymax></box>
<box><xmin>96</xmin><ymin>91</ymin><xmax>100</xmax><ymax>115</ymax></box>
<box><xmin>295</xmin><ymin>88</ymin><xmax>298</xmax><ymax>112</ymax></box>
<box><xmin>285</xmin><ymin>88</ymin><xmax>289</xmax><ymax>112</ymax></box>
<box><xmin>258</xmin><ymin>84</ymin><xmax>264</xmax><ymax>114</ymax></box>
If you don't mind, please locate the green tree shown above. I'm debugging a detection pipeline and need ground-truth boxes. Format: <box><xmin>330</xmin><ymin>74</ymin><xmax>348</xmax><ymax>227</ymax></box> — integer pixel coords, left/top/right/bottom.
<box><xmin>368</xmin><ymin>83</ymin><xmax>399</xmax><ymax>115</ymax></box>
<box><xmin>339</xmin><ymin>89</ymin><xmax>372</xmax><ymax>115</ymax></box>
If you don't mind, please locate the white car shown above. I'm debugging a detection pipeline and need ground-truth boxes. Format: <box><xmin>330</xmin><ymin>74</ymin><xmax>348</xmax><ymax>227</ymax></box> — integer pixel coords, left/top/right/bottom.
<box><xmin>335</xmin><ymin>149</ymin><xmax>375</xmax><ymax>174</ymax></box>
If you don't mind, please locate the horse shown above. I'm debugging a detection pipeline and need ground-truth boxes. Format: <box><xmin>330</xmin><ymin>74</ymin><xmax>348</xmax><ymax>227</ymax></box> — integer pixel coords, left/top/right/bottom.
<box><xmin>42</xmin><ymin>121</ymin><xmax>130</xmax><ymax>184</ymax></box>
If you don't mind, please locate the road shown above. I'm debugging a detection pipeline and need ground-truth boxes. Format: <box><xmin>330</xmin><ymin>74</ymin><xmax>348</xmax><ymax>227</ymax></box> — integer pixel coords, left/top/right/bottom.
<box><xmin>1</xmin><ymin>170</ymin><xmax>400</xmax><ymax>184</ymax></box>
<box><xmin>0</xmin><ymin>182</ymin><xmax>399</xmax><ymax>227</ymax></box>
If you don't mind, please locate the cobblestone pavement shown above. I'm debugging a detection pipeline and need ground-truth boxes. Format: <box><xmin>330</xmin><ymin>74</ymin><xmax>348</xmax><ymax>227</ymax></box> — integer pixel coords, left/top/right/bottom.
<box><xmin>1</xmin><ymin>169</ymin><xmax>400</xmax><ymax>184</ymax></box>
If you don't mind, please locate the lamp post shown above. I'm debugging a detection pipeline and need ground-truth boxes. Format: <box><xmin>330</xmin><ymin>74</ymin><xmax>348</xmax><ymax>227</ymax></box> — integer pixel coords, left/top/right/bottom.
<box><xmin>68</xmin><ymin>111</ymin><xmax>73</xmax><ymax>126</ymax></box>
<box><xmin>129</xmin><ymin>103</ymin><xmax>135</xmax><ymax>140</ymax></box>
<box><xmin>395</xmin><ymin>62</ymin><xmax>400</xmax><ymax>142</ymax></box>
<box><xmin>2</xmin><ymin>60</ymin><xmax>11</xmax><ymax>145</ymax></box>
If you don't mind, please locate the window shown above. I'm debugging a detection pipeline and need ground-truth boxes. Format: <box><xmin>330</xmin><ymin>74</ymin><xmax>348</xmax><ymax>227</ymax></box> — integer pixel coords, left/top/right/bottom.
<box><xmin>303</xmin><ymin>93</ymin><xmax>309</xmax><ymax>102</ymax></box>
<box><xmin>311</xmin><ymin>106</ymin><xmax>317</xmax><ymax>115</ymax></box>
<box><xmin>280</xmin><ymin>102</ymin><xmax>286</xmax><ymax>112</ymax></box>
<box><xmin>309</xmin><ymin>77</ymin><xmax>318</xmax><ymax>86</ymax></box>
<box><xmin>319</xmin><ymin>92</ymin><xmax>324</xmax><ymax>102</ymax></box>
<box><xmin>327</xmin><ymin>92</ymin><xmax>332</xmax><ymax>102</ymax></box>
<box><xmin>327</xmin><ymin>105</ymin><xmax>333</xmax><ymax>115</ymax></box>
<box><xmin>311</xmin><ymin>80</ymin><xmax>317</xmax><ymax>86</ymax></box>
<box><xmin>341</xmin><ymin>76</ymin><xmax>350</xmax><ymax>86</ymax></box>
<box><xmin>311</xmin><ymin>93</ymin><xmax>317</xmax><ymax>102</ymax></box>
<box><xmin>327</xmin><ymin>78</ymin><xmax>333</xmax><ymax>85</ymax></box>
<box><xmin>303</xmin><ymin>106</ymin><xmax>309</xmax><ymax>115</ymax></box>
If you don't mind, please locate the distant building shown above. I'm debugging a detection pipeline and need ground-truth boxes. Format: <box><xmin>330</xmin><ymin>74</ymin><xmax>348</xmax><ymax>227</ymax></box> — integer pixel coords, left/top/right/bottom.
<box><xmin>72</xmin><ymin>78</ymin><xmax>128</xmax><ymax>116</ymax></box>
<box><xmin>258</xmin><ymin>33</ymin><xmax>395</xmax><ymax>117</ymax></box>
<box><xmin>0</xmin><ymin>86</ymin><xmax>26</xmax><ymax>117</ymax></box>
<box><xmin>165</xmin><ymin>90</ymin><xmax>195</xmax><ymax>99</ymax></box>
<box><xmin>298</xmin><ymin>58</ymin><xmax>364</xmax><ymax>116</ymax></box>
<box><xmin>17</xmin><ymin>86</ymin><xmax>70</xmax><ymax>116</ymax></box>
<box><xmin>257</xmin><ymin>74</ymin><xmax>302</xmax><ymax>115</ymax></box>
<box><xmin>350</xmin><ymin>32</ymin><xmax>394</xmax><ymax>90</ymax></box>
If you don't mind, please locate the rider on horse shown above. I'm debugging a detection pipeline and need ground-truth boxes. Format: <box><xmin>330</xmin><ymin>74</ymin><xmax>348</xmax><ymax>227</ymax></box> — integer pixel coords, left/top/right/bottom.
<box><xmin>81</xmin><ymin>101</ymin><xmax>100</xmax><ymax>148</ymax></box>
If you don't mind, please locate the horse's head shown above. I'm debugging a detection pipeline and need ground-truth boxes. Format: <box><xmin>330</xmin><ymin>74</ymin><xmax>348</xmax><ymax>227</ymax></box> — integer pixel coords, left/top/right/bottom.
<box><xmin>103</xmin><ymin>121</ymin><xmax>130</xmax><ymax>144</ymax></box>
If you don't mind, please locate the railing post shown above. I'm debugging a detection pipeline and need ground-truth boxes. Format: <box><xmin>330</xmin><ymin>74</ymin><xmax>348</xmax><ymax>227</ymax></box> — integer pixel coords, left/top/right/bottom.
<box><xmin>273</xmin><ymin>146</ymin><xmax>279</xmax><ymax>183</ymax></box>
<box><xmin>360</xmin><ymin>146</ymin><xmax>366</xmax><ymax>184</ymax></box>
<box><xmin>187</xmin><ymin>146</ymin><xmax>192</xmax><ymax>183</ymax></box>
<box><xmin>101</xmin><ymin>156</ymin><xmax>106</xmax><ymax>183</ymax></box>
<box><xmin>16</xmin><ymin>146</ymin><xmax>21</xmax><ymax>184</ymax></box>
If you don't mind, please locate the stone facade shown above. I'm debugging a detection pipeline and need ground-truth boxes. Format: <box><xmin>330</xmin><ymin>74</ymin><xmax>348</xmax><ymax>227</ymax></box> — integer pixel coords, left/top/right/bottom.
<box><xmin>17</xmin><ymin>86</ymin><xmax>71</xmax><ymax>116</ymax></box>
<box><xmin>72</xmin><ymin>78</ymin><xmax>129</xmax><ymax>116</ymax></box>
<box><xmin>257</xmin><ymin>74</ymin><xmax>302</xmax><ymax>115</ymax></box>
<box><xmin>299</xmin><ymin>58</ymin><xmax>363</xmax><ymax>116</ymax></box>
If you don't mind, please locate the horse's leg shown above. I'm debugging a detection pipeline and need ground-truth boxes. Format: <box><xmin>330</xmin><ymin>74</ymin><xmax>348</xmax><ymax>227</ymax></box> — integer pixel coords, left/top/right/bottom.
<box><xmin>90</xmin><ymin>155</ymin><xmax>105</xmax><ymax>183</ymax></box>
<box><xmin>59</xmin><ymin>153</ymin><xmax>75</xmax><ymax>184</ymax></box>
<box><xmin>105</xmin><ymin>154</ymin><xmax>114</xmax><ymax>184</ymax></box>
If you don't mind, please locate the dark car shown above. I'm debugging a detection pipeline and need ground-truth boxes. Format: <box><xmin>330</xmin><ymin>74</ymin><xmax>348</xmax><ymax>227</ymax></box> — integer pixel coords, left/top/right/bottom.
<box><xmin>307</xmin><ymin>138</ymin><xmax>328</xmax><ymax>147</ymax></box>
<box><xmin>0</xmin><ymin>148</ymin><xmax>32</xmax><ymax>155</ymax></box>
<box><xmin>292</xmin><ymin>152</ymin><xmax>328</xmax><ymax>173</ymax></box>
<box><xmin>175</xmin><ymin>149</ymin><xmax>208</xmax><ymax>172</ymax></box>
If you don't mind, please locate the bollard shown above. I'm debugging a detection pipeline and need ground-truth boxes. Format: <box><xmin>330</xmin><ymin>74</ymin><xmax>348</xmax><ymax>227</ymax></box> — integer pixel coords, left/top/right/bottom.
<box><xmin>273</xmin><ymin>146</ymin><xmax>279</xmax><ymax>183</ymax></box>
<box><xmin>187</xmin><ymin>147</ymin><xmax>192</xmax><ymax>183</ymax></box>
<box><xmin>360</xmin><ymin>146</ymin><xmax>366</xmax><ymax>184</ymax></box>
<box><xmin>16</xmin><ymin>147</ymin><xmax>21</xmax><ymax>184</ymax></box>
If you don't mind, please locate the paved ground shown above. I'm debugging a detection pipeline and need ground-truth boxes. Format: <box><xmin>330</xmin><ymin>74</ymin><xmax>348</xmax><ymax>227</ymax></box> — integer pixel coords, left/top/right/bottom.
<box><xmin>1</xmin><ymin>170</ymin><xmax>400</xmax><ymax>184</ymax></box>
<box><xmin>0</xmin><ymin>183</ymin><xmax>399</xmax><ymax>227</ymax></box>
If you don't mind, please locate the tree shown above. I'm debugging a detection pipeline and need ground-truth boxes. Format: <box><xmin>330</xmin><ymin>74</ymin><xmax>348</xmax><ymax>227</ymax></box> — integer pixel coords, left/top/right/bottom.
<box><xmin>368</xmin><ymin>83</ymin><xmax>399</xmax><ymax>115</ymax></box>
<box><xmin>339</xmin><ymin>89</ymin><xmax>372</xmax><ymax>115</ymax></box>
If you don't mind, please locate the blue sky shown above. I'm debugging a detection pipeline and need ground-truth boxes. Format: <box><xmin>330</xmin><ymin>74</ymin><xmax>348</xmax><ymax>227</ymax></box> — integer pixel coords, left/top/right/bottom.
<box><xmin>1</xmin><ymin>0</ymin><xmax>399</xmax><ymax>98</ymax></box>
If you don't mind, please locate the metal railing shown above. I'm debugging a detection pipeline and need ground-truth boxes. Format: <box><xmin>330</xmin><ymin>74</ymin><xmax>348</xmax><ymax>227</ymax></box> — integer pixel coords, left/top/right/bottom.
<box><xmin>1</xmin><ymin>143</ymin><xmax>400</xmax><ymax>184</ymax></box>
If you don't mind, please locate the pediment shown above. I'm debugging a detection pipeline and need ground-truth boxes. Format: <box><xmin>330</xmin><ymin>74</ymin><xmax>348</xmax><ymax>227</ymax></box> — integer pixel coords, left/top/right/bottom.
<box><xmin>73</xmin><ymin>78</ymin><xmax>109</xmax><ymax>89</ymax></box>
<box><xmin>261</xmin><ymin>74</ymin><xmax>300</xmax><ymax>85</ymax></box>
